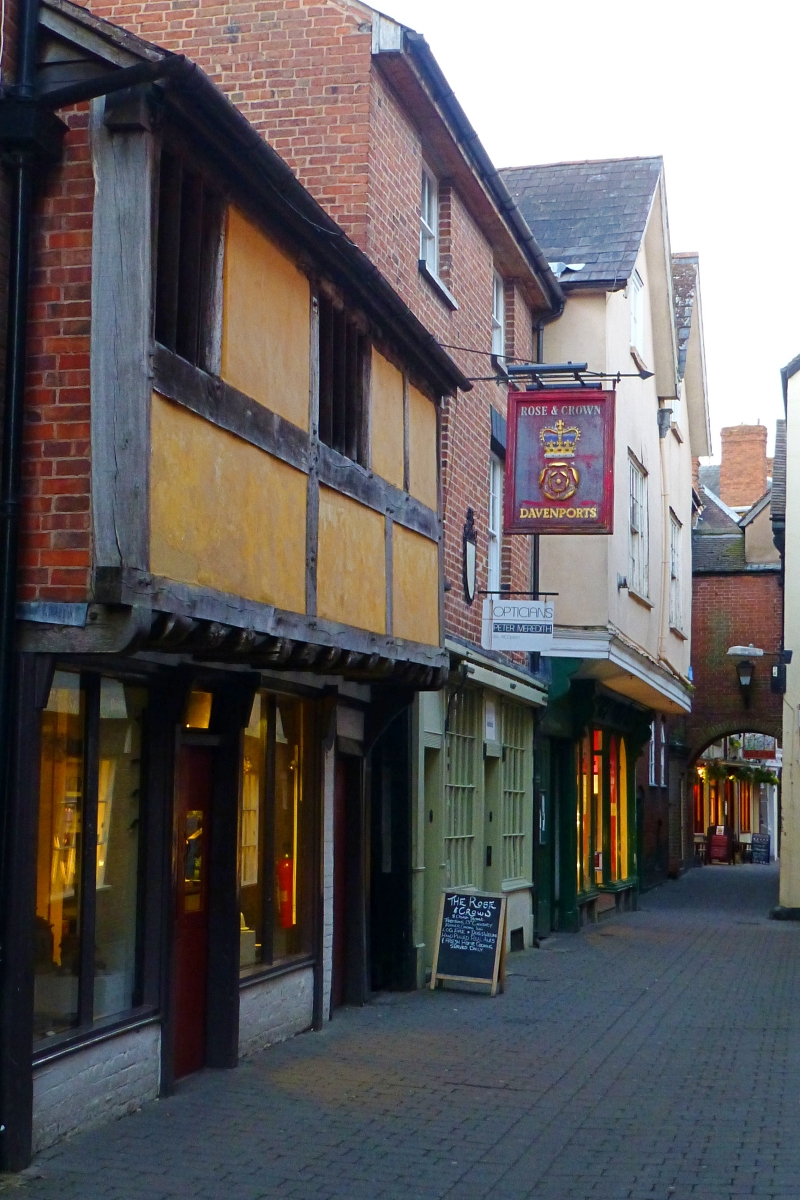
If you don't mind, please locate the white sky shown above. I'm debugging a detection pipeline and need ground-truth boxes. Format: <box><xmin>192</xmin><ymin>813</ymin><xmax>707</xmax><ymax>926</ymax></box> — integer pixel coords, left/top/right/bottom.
<box><xmin>381</xmin><ymin>0</ymin><xmax>800</xmax><ymax>459</ymax></box>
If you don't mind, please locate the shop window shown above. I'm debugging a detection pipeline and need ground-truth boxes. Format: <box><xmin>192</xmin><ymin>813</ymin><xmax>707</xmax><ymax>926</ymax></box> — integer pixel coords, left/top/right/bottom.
<box><xmin>500</xmin><ymin>701</ymin><xmax>530</xmax><ymax>883</ymax></box>
<box><xmin>318</xmin><ymin>293</ymin><xmax>368</xmax><ymax>465</ymax></box>
<box><xmin>694</xmin><ymin>775</ymin><xmax>705</xmax><ymax>833</ymax></box>
<box><xmin>238</xmin><ymin>692</ymin><xmax>314</xmax><ymax>975</ymax></box>
<box><xmin>592</xmin><ymin>730</ymin><xmax>604</xmax><ymax>886</ymax></box>
<box><xmin>576</xmin><ymin>733</ymin><xmax>592</xmax><ymax>894</ymax></box>
<box><xmin>739</xmin><ymin>781</ymin><xmax>752</xmax><ymax>834</ymax></box>
<box><xmin>709</xmin><ymin>779</ymin><xmax>722</xmax><ymax>828</ymax></box>
<box><xmin>35</xmin><ymin>673</ymin><xmax>147</xmax><ymax>1043</ymax></box>
<box><xmin>155</xmin><ymin>148</ymin><xmax>223</xmax><ymax>370</ymax></box>
<box><xmin>444</xmin><ymin>688</ymin><xmax>479</xmax><ymax>887</ymax></box>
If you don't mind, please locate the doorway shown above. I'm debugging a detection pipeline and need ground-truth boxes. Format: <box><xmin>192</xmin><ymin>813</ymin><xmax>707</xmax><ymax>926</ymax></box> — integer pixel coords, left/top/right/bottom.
<box><xmin>369</xmin><ymin>715</ymin><xmax>412</xmax><ymax>992</ymax></box>
<box><xmin>331</xmin><ymin>754</ymin><xmax>365</xmax><ymax>1009</ymax></box>
<box><xmin>173</xmin><ymin>745</ymin><xmax>213</xmax><ymax>1079</ymax></box>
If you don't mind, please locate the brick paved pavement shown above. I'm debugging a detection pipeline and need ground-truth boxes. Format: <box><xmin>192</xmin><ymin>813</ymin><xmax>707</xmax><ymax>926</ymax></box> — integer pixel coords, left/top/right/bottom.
<box><xmin>12</xmin><ymin>864</ymin><xmax>800</xmax><ymax>1200</ymax></box>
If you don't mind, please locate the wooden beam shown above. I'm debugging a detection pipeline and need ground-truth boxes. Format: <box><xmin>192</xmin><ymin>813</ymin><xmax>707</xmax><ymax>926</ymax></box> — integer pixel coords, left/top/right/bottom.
<box><xmin>152</xmin><ymin>346</ymin><xmax>440</xmax><ymax>542</ymax></box>
<box><xmin>90</xmin><ymin>99</ymin><xmax>154</xmax><ymax>571</ymax></box>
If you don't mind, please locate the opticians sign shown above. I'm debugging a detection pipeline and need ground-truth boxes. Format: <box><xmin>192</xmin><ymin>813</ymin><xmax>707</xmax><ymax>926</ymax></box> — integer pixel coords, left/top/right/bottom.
<box><xmin>481</xmin><ymin>599</ymin><xmax>554</xmax><ymax>652</ymax></box>
<box><xmin>504</xmin><ymin>387</ymin><xmax>615</xmax><ymax>535</ymax></box>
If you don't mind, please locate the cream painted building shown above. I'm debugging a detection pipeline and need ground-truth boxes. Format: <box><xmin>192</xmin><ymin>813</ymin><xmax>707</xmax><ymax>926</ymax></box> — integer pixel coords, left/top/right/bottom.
<box><xmin>501</xmin><ymin>159</ymin><xmax>711</xmax><ymax>922</ymax></box>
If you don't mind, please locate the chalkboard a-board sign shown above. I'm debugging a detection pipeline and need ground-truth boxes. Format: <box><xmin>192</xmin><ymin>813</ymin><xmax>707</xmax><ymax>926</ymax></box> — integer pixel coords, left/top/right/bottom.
<box><xmin>430</xmin><ymin>891</ymin><xmax>507</xmax><ymax>996</ymax></box>
<box><xmin>751</xmin><ymin>833</ymin><xmax>770</xmax><ymax>864</ymax></box>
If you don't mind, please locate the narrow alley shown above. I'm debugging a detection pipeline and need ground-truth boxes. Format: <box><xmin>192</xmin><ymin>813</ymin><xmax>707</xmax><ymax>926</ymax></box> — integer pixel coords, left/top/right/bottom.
<box><xmin>12</xmin><ymin>866</ymin><xmax>800</xmax><ymax>1200</ymax></box>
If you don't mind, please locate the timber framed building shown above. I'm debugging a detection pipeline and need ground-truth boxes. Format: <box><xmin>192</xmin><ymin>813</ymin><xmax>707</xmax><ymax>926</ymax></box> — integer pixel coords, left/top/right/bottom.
<box><xmin>0</xmin><ymin>0</ymin><xmax>470</xmax><ymax>1166</ymax></box>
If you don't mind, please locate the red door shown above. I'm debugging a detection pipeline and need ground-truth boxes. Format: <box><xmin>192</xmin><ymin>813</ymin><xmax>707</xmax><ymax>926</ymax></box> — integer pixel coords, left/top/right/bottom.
<box><xmin>174</xmin><ymin>746</ymin><xmax>212</xmax><ymax>1079</ymax></box>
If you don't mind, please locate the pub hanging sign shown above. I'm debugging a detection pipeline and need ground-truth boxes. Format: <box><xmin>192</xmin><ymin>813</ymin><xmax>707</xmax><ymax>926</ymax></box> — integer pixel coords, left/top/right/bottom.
<box><xmin>504</xmin><ymin>387</ymin><xmax>616</xmax><ymax>535</ymax></box>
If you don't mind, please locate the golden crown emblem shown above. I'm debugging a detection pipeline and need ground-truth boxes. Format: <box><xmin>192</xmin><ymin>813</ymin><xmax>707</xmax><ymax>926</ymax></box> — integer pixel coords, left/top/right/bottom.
<box><xmin>540</xmin><ymin>419</ymin><xmax>580</xmax><ymax>458</ymax></box>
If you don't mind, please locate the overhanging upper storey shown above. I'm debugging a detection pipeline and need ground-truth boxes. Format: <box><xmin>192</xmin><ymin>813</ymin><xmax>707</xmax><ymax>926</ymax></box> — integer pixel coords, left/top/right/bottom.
<box><xmin>370</xmin><ymin>11</ymin><xmax>563</xmax><ymax>319</ymax></box>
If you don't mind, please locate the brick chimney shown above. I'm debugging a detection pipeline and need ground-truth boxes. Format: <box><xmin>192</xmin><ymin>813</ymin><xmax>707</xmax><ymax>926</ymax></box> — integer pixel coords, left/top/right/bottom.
<box><xmin>719</xmin><ymin>425</ymin><xmax>768</xmax><ymax>508</ymax></box>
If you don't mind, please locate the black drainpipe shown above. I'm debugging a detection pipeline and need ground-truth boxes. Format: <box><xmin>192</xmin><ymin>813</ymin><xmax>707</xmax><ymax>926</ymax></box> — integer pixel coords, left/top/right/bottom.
<box><xmin>0</xmin><ymin>0</ymin><xmax>66</xmax><ymax>1166</ymax></box>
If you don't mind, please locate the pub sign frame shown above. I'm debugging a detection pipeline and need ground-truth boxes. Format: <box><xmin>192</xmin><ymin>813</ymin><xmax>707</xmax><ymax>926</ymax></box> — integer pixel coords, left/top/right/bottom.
<box><xmin>504</xmin><ymin>386</ymin><xmax>616</xmax><ymax>535</ymax></box>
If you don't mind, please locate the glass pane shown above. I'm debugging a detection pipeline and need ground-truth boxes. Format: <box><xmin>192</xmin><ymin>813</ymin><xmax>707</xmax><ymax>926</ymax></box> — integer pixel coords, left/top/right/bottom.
<box><xmin>274</xmin><ymin>698</ymin><xmax>303</xmax><ymax>960</ymax></box>
<box><xmin>239</xmin><ymin>693</ymin><xmax>266</xmax><ymax>972</ymax></box>
<box><xmin>185</xmin><ymin>690</ymin><xmax>213</xmax><ymax>729</ymax></box>
<box><xmin>593</xmin><ymin>730</ymin><xmax>603</xmax><ymax>885</ymax></box>
<box><xmin>184</xmin><ymin>809</ymin><xmax>204</xmax><ymax>912</ymax></box>
<box><xmin>93</xmin><ymin>681</ymin><xmax>147</xmax><ymax>1020</ymax></box>
<box><xmin>34</xmin><ymin>671</ymin><xmax>84</xmax><ymax>1041</ymax></box>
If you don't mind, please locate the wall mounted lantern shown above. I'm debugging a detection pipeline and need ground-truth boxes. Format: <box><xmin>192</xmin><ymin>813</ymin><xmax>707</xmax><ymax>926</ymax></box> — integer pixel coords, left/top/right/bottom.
<box><xmin>727</xmin><ymin>643</ymin><xmax>763</xmax><ymax>706</ymax></box>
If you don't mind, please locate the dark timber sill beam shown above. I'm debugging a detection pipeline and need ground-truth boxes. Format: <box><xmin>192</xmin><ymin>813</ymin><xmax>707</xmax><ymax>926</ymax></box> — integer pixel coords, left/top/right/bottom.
<box><xmin>152</xmin><ymin>345</ymin><xmax>440</xmax><ymax>542</ymax></box>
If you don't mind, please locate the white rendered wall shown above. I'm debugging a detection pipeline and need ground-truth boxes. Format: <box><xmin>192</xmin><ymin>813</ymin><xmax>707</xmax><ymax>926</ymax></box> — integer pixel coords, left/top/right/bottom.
<box><xmin>238</xmin><ymin>967</ymin><xmax>314</xmax><ymax>1058</ymax></box>
<box><xmin>32</xmin><ymin>1024</ymin><xmax>160</xmax><ymax>1154</ymax></box>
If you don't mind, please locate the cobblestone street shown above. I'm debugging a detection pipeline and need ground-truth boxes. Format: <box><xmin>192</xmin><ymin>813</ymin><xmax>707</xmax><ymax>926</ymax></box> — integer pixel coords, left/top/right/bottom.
<box><xmin>12</xmin><ymin>865</ymin><xmax>800</xmax><ymax>1200</ymax></box>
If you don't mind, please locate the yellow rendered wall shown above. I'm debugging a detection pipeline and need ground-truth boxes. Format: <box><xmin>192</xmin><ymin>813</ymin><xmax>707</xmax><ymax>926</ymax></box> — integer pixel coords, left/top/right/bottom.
<box><xmin>221</xmin><ymin>207</ymin><xmax>310</xmax><ymax>430</ymax></box>
<box><xmin>370</xmin><ymin>349</ymin><xmax>404</xmax><ymax>489</ymax></box>
<box><xmin>150</xmin><ymin>392</ymin><xmax>306</xmax><ymax>611</ymax></box>
<box><xmin>317</xmin><ymin>486</ymin><xmax>385</xmax><ymax>634</ymax></box>
<box><xmin>393</xmin><ymin>525</ymin><xmax>440</xmax><ymax>647</ymax></box>
<box><xmin>407</xmin><ymin>384</ymin><xmax>438</xmax><ymax>512</ymax></box>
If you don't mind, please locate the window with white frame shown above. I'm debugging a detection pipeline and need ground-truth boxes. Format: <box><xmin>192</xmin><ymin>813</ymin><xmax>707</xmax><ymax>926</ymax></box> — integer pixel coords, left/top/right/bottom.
<box><xmin>630</xmin><ymin>269</ymin><xmax>644</xmax><ymax>357</ymax></box>
<box><xmin>488</xmin><ymin>454</ymin><xmax>503</xmax><ymax>593</ymax></box>
<box><xmin>660</xmin><ymin>718</ymin><xmax>667</xmax><ymax>787</ymax></box>
<box><xmin>669</xmin><ymin>511</ymin><xmax>683</xmax><ymax>630</ymax></box>
<box><xmin>629</xmin><ymin>456</ymin><xmax>649</xmax><ymax>597</ymax></box>
<box><xmin>420</xmin><ymin>167</ymin><xmax>439</xmax><ymax>273</ymax></box>
<box><xmin>649</xmin><ymin>720</ymin><xmax>657</xmax><ymax>786</ymax></box>
<box><xmin>492</xmin><ymin>271</ymin><xmax>506</xmax><ymax>365</ymax></box>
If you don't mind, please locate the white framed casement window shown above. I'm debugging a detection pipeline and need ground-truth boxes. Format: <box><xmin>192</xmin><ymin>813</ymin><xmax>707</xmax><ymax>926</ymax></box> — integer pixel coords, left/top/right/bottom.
<box><xmin>630</xmin><ymin>269</ymin><xmax>644</xmax><ymax>358</ymax></box>
<box><xmin>628</xmin><ymin>455</ymin><xmax>649</xmax><ymax>598</ymax></box>
<box><xmin>649</xmin><ymin>720</ymin><xmax>657</xmax><ymax>786</ymax></box>
<box><xmin>492</xmin><ymin>271</ymin><xmax>506</xmax><ymax>366</ymax></box>
<box><xmin>420</xmin><ymin>167</ymin><xmax>439</xmax><ymax>273</ymax></box>
<box><xmin>488</xmin><ymin>454</ymin><xmax>503</xmax><ymax>593</ymax></box>
<box><xmin>669</xmin><ymin>510</ymin><xmax>683</xmax><ymax>630</ymax></box>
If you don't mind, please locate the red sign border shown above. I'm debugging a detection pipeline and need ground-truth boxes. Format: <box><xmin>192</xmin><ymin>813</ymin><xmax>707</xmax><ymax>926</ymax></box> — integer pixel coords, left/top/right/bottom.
<box><xmin>503</xmin><ymin>387</ymin><xmax>616</xmax><ymax>536</ymax></box>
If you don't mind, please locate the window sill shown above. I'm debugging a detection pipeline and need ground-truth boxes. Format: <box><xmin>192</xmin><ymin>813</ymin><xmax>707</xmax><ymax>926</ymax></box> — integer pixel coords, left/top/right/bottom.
<box><xmin>598</xmin><ymin>879</ymin><xmax>635</xmax><ymax>893</ymax></box>
<box><xmin>669</xmin><ymin>624</ymin><xmax>688</xmax><ymax>641</ymax></box>
<box><xmin>630</xmin><ymin>346</ymin><xmax>650</xmax><ymax>374</ymax></box>
<box><xmin>418</xmin><ymin>260</ymin><xmax>458</xmax><ymax>310</ymax></box>
<box><xmin>627</xmin><ymin>588</ymin><xmax>653</xmax><ymax>610</ymax></box>
<box><xmin>239</xmin><ymin>954</ymin><xmax>315</xmax><ymax>989</ymax></box>
<box><xmin>33</xmin><ymin>1007</ymin><xmax>159</xmax><ymax>1067</ymax></box>
<box><xmin>502</xmin><ymin>878</ymin><xmax>533</xmax><ymax>893</ymax></box>
<box><xmin>670</xmin><ymin>421</ymin><xmax>684</xmax><ymax>444</ymax></box>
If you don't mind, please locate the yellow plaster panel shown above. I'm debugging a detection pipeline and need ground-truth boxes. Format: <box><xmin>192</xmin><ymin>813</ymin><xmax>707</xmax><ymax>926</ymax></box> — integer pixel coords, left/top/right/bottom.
<box><xmin>150</xmin><ymin>392</ymin><xmax>306</xmax><ymax>612</ymax></box>
<box><xmin>407</xmin><ymin>385</ymin><xmax>438</xmax><ymax>512</ymax></box>
<box><xmin>393</xmin><ymin>524</ymin><xmax>440</xmax><ymax>647</ymax></box>
<box><xmin>221</xmin><ymin>207</ymin><xmax>310</xmax><ymax>430</ymax></box>
<box><xmin>317</xmin><ymin>487</ymin><xmax>385</xmax><ymax>634</ymax></box>
<box><xmin>370</xmin><ymin>349</ymin><xmax>404</xmax><ymax>489</ymax></box>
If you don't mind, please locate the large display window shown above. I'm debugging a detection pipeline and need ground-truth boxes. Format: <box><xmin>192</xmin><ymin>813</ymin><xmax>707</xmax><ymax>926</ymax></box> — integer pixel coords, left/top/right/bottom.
<box><xmin>576</xmin><ymin>727</ymin><xmax>631</xmax><ymax>894</ymax></box>
<box><xmin>238</xmin><ymin>692</ymin><xmax>314</xmax><ymax>976</ymax></box>
<box><xmin>35</xmin><ymin>672</ymin><xmax>147</xmax><ymax>1043</ymax></box>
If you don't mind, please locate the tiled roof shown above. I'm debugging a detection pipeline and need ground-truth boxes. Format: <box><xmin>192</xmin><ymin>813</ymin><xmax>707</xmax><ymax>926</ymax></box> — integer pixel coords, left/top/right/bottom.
<box><xmin>698</xmin><ymin>464</ymin><xmax>720</xmax><ymax>497</ymax></box>
<box><xmin>672</xmin><ymin>254</ymin><xmax>698</xmax><ymax>383</ymax></box>
<box><xmin>499</xmin><ymin>156</ymin><xmax>663</xmax><ymax>288</ymax></box>
<box><xmin>771</xmin><ymin>419</ymin><xmax>786</xmax><ymax>522</ymax></box>
<box><xmin>692</xmin><ymin>533</ymin><xmax>746</xmax><ymax>572</ymax></box>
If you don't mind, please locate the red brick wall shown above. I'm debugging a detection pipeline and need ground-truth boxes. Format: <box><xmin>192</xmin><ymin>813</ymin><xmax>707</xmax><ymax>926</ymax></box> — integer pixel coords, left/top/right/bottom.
<box><xmin>71</xmin><ymin>0</ymin><xmax>540</xmax><ymax>655</ymax></box>
<box><xmin>719</xmin><ymin>425</ymin><xmax>768</xmax><ymax>509</ymax></box>
<box><xmin>20</xmin><ymin>106</ymin><xmax>93</xmax><ymax>603</ymax></box>
<box><xmin>686</xmin><ymin>571</ymin><xmax>783</xmax><ymax>759</ymax></box>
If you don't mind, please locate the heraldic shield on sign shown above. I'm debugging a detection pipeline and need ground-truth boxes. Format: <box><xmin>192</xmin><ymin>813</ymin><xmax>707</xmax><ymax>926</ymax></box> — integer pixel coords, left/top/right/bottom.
<box><xmin>504</xmin><ymin>387</ymin><xmax>616</xmax><ymax>535</ymax></box>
